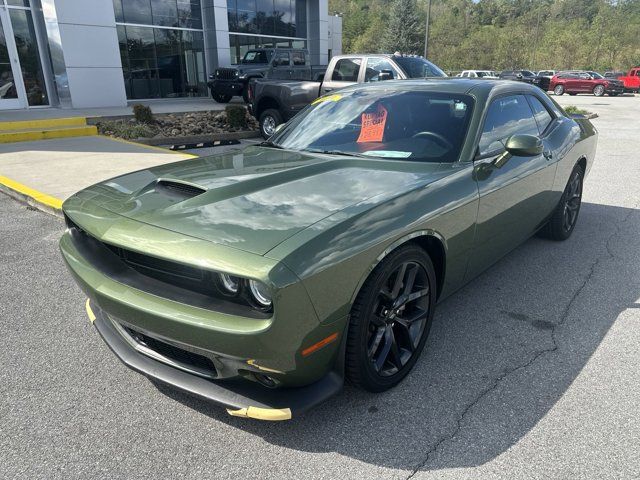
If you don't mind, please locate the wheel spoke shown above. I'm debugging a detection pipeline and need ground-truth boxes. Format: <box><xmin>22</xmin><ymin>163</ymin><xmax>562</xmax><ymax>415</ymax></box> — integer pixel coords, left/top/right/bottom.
<box><xmin>368</xmin><ymin>327</ymin><xmax>385</xmax><ymax>358</ymax></box>
<box><xmin>389</xmin><ymin>328</ymin><xmax>403</xmax><ymax>369</ymax></box>
<box><xmin>397</xmin><ymin>307</ymin><xmax>427</xmax><ymax>325</ymax></box>
<box><xmin>374</xmin><ymin>326</ymin><xmax>393</xmax><ymax>371</ymax></box>
<box><xmin>402</xmin><ymin>265</ymin><xmax>418</xmax><ymax>297</ymax></box>
<box><xmin>390</xmin><ymin>263</ymin><xmax>407</xmax><ymax>298</ymax></box>
<box><xmin>404</xmin><ymin>287</ymin><xmax>429</xmax><ymax>304</ymax></box>
<box><xmin>393</xmin><ymin>320</ymin><xmax>415</xmax><ymax>352</ymax></box>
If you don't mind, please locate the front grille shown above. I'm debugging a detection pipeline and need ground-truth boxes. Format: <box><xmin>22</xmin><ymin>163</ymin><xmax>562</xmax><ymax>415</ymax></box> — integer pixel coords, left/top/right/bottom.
<box><xmin>155</xmin><ymin>180</ymin><xmax>206</xmax><ymax>199</ymax></box>
<box><xmin>216</xmin><ymin>68</ymin><xmax>238</xmax><ymax>80</ymax></box>
<box><xmin>122</xmin><ymin>325</ymin><xmax>218</xmax><ymax>378</ymax></box>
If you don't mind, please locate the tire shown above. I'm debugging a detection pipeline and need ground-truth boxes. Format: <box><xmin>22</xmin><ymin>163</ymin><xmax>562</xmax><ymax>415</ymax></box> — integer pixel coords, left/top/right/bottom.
<box><xmin>554</xmin><ymin>84</ymin><xmax>565</xmax><ymax>96</ymax></box>
<box><xmin>259</xmin><ymin>108</ymin><xmax>283</xmax><ymax>139</ymax></box>
<box><xmin>609</xmin><ymin>92</ymin><xmax>619</xmax><ymax>97</ymax></box>
<box><xmin>346</xmin><ymin>244</ymin><xmax>437</xmax><ymax>392</ymax></box>
<box><xmin>593</xmin><ymin>84</ymin><xmax>605</xmax><ymax>97</ymax></box>
<box><xmin>540</xmin><ymin>164</ymin><xmax>584</xmax><ymax>241</ymax></box>
<box><xmin>211</xmin><ymin>90</ymin><xmax>232</xmax><ymax>103</ymax></box>
<box><xmin>569</xmin><ymin>93</ymin><xmax>577</xmax><ymax>96</ymax></box>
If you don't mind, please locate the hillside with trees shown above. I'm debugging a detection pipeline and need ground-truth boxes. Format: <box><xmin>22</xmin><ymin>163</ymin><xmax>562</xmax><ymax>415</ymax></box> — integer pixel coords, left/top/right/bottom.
<box><xmin>330</xmin><ymin>0</ymin><xmax>640</xmax><ymax>71</ymax></box>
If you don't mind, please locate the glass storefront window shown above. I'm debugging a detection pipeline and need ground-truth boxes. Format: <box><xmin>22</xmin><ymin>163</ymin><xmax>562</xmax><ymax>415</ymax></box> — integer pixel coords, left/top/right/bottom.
<box><xmin>114</xmin><ymin>0</ymin><xmax>202</xmax><ymax>29</ymax></box>
<box><xmin>229</xmin><ymin>34</ymin><xmax>305</xmax><ymax>64</ymax></box>
<box><xmin>227</xmin><ymin>0</ymin><xmax>305</xmax><ymax>38</ymax></box>
<box><xmin>0</xmin><ymin>19</ymin><xmax>19</xmax><ymax>100</ymax></box>
<box><xmin>118</xmin><ymin>25</ymin><xmax>206</xmax><ymax>99</ymax></box>
<box><xmin>8</xmin><ymin>8</ymin><xmax>48</xmax><ymax>106</ymax></box>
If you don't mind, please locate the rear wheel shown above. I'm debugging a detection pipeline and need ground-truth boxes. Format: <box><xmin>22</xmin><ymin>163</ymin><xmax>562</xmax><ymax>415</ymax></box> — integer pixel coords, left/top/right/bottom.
<box><xmin>346</xmin><ymin>245</ymin><xmax>436</xmax><ymax>392</ymax></box>
<box><xmin>593</xmin><ymin>84</ymin><xmax>605</xmax><ymax>97</ymax></box>
<box><xmin>259</xmin><ymin>109</ymin><xmax>282</xmax><ymax>139</ymax></box>
<box><xmin>540</xmin><ymin>164</ymin><xmax>584</xmax><ymax>241</ymax></box>
<box><xmin>554</xmin><ymin>84</ymin><xmax>565</xmax><ymax>96</ymax></box>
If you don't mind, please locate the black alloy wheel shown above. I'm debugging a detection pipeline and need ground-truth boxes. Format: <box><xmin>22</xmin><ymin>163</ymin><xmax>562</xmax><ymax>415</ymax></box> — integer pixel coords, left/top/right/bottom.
<box><xmin>346</xmin><ymin>245</ymin><xmax>436</xmax><ymax>392</ymax></box>
<box><xmin>540</xmin><ymin>164</ymin><xmax>584</xmax><ymax>241</ymax></box>
<box><xmin>212</xmin><ymin>92</ymin><xmax>232</xmax><ymax>103</ymax></box>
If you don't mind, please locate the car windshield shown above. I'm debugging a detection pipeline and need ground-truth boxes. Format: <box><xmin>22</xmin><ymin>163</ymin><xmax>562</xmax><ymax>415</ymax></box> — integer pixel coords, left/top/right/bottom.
<box><xmin>588</xmin><ymin>71</ymin><xmax>604</xmax><ymax>79</ymax></box>
<box><xmin>241</xmin><ymin>50</ymin><xmax>270</xmax><ymax>64</ymax></box>
<box><xmin>394</xmin><ymin>57</ymin><xmax>447</xmax><ymax>78</ymax></box>
<box><xmin>270</xmin><ymin>89</ymin><xmax>474</xmax><ymax>163</ymax></box>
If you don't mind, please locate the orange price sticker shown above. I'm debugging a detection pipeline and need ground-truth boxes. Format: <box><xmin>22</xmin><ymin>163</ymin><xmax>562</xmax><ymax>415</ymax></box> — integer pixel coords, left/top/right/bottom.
<box><xmin>357</xmin><ymin>104</ymin><xmax>387</xmax><ymax>143</ymax></box>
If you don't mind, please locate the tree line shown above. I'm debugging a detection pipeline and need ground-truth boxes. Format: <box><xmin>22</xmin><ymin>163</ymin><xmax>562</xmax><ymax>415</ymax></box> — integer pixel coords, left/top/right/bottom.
<box><xmin>330</xmin><ymin>0</ymin><xmax>640</xmax><ymax>72</ymax></box>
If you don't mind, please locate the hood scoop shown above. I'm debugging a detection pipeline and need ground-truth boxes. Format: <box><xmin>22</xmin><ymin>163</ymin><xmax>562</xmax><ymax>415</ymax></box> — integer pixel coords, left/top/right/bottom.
<box><xmin>154</xmin><ymin>179</ymin><xmax>206</xmax><ymax>199</ymax></box>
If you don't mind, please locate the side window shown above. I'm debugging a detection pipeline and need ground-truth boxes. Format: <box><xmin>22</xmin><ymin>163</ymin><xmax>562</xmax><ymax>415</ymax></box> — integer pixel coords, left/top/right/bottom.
<box><xmin>527</xmin><ymin>95</ymin><xmax>553</xmax><ymax>134</ymax></box>
<box><xmin>292</xmin><ymin>51</ymin><xmax>305</xmax><ymax>66</ymax></box>
<box><xmin>364</xmin><ymin>57</ymin><xmax>399</xmax><ymax>82</ymax></box>
<box><xmin>331</xmin><ymin>58</ymin><xmax>362</xmax><ymax>82</ymax></box>
<box><xmin>461</xmin><ymin>71</ymin><xmax>469</xmax><ymax>77</ymax></box>
<box><xmin>273</xmin><ymin>52</ymin><xmax>290</xmax><ymax>67</ymax></box>
<box><xmin>635</xmin><ymin>70</ymin><xmax>640</xmax><ymax>77</ymax></box>
<box><xmin>479</xmin><ymin>95</ymin><xmax>539</xmax><ymax>156</ymax></box>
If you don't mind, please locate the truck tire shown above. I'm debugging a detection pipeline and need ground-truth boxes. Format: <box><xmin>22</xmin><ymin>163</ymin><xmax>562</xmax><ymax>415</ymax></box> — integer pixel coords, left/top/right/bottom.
<box><xmin>211</xmin><ymin>88</ymin><xmax>232</xmax><ymax>103</ymax></box>
<box><xmin>259</xmin><ymin>109</ymin><xmax>283</xmax><ymax>139</ymax></box>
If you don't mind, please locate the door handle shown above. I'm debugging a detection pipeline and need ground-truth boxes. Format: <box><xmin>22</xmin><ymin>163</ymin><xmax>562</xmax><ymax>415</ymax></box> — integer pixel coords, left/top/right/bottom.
<box><xmin>543</xmin><ymin>150</ymin><xmax>553</xmax><ymax>160</ymax></box>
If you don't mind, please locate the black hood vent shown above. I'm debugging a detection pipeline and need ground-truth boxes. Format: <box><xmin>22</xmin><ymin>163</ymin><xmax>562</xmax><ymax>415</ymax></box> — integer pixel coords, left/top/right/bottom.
<box><xmin>155</xmin><ymin>180</ymin><xmax>206</xmax><ymax>199</ymax></box>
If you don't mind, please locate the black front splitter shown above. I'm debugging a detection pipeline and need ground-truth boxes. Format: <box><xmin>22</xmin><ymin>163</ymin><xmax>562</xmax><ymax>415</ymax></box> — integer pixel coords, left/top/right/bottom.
<box><xmin>88</xmin><ymin>299</ymin><xmax>344</xmax><ymax>421</ymax></box>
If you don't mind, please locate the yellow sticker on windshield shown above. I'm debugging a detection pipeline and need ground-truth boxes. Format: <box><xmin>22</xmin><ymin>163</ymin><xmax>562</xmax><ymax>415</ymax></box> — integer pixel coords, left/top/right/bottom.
<box><xmin>312</xmin><ymin>94</ymin><xmax>342</xmax><ymax>105</ymax></box>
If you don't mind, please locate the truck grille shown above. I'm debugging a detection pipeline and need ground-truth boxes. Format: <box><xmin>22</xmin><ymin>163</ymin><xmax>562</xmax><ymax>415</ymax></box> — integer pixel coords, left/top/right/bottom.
<box><xmin>216</xmin><ymin>68</ymin><xmax>238</xmax><ymax>80</ymax></box>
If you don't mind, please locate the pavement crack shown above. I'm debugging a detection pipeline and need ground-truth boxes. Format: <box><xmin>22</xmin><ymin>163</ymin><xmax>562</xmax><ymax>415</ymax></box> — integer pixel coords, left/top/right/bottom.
<box><xmin>406</xmin><ymin>203</ymin><xmax>638</xmax><ymax>479</ymax></box>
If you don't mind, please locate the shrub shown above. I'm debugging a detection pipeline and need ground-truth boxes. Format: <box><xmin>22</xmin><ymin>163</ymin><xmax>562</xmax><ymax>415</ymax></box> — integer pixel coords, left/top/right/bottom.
<box><xmin>225</xmin><ymin>105</ymin><xmax>247</xmax><ymax>128</ymax></box>
<box><xmin>132</xmin><ymin>103</ymin><xmax>154</xmax><ymax>123</ymax></box>
<box><xmin>564</xmin><ymin>105</ymin><xmax>589</xmax><ymax>115</ymax></box>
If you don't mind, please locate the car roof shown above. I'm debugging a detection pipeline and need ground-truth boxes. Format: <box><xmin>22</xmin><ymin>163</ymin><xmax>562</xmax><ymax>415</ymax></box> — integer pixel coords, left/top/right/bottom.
<box><xmin>335</xmin><ymin>78</ymin><xmax>543</xmax><ymax>97</ymax></box>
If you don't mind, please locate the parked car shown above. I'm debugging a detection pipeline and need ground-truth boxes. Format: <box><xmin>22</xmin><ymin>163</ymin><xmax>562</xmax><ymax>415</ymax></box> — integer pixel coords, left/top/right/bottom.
<box><xmin>537</xmin><ymin>70</ymin><xmax>556</xmax><ymax>78</ymax></box>
<box><xmin>249</xmin><ymin>53</ymin><xmax>447</xmax><ymax>138</ymax></box>
<box><xmin>499</xmin><ymin>70</ymin><xmax>548</xmax><ymax>90</ymax></box>
<box><xmin>61</xmin><ymin>78</ymin><xmax>597</xmax><ymax>420</ymax></box>
<box><xmin>613</xmin><ymin>67</ymin><xmax>640</xmax><ymax>93</ymax></box>
<box><xmin>550</xmin><ymin>71</ymin><xmax>624</xmax><ymax>96</ymax></box>
<box><xmin>207</xmin><ymin>48</ymin><xmax>325</xmax><ymax>103</ymax></box>
<box><xmin>603</xmin><ymin>71</ymin><xmax>624</xmax><ymax>79</ymax></box>
<box><xmin>459</xmin><ymin>70</ymin><xmax>499</xmax><ymax>79</ymax></box>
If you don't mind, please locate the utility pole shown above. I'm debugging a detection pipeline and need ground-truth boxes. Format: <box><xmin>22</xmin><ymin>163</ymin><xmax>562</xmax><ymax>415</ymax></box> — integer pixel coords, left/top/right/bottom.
<box><xmin>532</xmin><ymin>0</ymin><xmax>542</xmax><ymax>68</ymax></box>
<box><xmin>424</xmin><ymin>0</ymin><xmax>432</xmax><ymax>58</ymax></box>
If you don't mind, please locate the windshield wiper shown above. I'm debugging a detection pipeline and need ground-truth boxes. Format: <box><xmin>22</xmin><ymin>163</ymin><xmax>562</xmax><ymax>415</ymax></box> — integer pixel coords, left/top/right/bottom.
<box><xmin>303</xmin><ymin>149</ymin><xmax>369</xmax><ymax>158</ymax></box>
<box><xmin>258</xmin><ymin>140</ymin><xmax>284</xmax><ymax>149</ymax></box>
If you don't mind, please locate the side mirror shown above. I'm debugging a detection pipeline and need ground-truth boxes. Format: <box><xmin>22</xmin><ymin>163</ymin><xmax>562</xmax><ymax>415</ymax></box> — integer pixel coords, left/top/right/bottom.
<box><xmin>494</xmin><ymin>134</ymin><xmax>543</xmax><ymax>168</ymax></box>
<box><xmin>379</xmin><ymin>70</ymin><xmax>394</xmax><ymax>81</ymax></box>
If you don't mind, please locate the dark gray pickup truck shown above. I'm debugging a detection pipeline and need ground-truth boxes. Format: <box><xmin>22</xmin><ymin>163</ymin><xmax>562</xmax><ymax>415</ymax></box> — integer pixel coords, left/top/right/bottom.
<box><xmin>208</xmin><ymin>48</ymin><xmax>325</xmax><ymax>103</ymax></box>
<box><xmin>248</xmin><ymin>54</ymin><xmax>447</xmax><ymax>137</ymax></box>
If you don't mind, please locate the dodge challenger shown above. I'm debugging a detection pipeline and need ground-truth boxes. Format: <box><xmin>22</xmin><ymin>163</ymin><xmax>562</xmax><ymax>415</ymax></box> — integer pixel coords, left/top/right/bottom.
<box><xmin>60</xmin><ymin>79</ymin><xmax>597</xmax><ymax>421</ymax></box>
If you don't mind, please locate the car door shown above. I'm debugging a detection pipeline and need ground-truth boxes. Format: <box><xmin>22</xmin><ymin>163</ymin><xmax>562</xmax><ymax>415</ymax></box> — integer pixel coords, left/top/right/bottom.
<box><xmin>466</xmin><ymin>94</ymin><xmax>557</xmax><ymax>279</ymax></box>
<box><xmin>290</xmin><ymin>50</ymin><xmax>308</xmax><ymax>80</ymax></box>
<box><xmin>271</xmin><ymin>52</ymin><xmax>291</xmax><ymax>80</ymax></box>
<box><xmin>320</xmin><ymin>57</ymin><xmax>363</xmax><ymax>95</ymax></box>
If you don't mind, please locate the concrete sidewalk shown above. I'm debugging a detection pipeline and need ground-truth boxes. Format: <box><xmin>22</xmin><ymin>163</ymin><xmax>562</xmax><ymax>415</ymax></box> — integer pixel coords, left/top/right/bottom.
<box><xmin>0</xmin><ymin>136</ymin><xmax>196</xmax><ymax>212</ymax></box>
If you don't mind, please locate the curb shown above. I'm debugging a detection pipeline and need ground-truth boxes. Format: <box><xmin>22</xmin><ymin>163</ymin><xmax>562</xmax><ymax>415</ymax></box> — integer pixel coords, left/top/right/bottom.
<box><xmin>133</xmin><ymin>130</ymin><xmax>260</xmax><ymax>147</ymax></box>
<box><xmin>0</xmin><ymin>175</ymin><xmax>63</xmax><ymax>217</ymax></box>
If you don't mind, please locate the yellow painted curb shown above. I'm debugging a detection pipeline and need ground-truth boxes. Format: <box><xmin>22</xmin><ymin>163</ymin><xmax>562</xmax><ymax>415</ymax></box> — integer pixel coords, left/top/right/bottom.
<box><xmin>0</xmin><ymin>117</ymin><xmax>87</xmax><ymax>131</ymax></box>
<box><xmin>0</xmin><ymin>125</ymin><xmax>98</xmax><ymax>144</ymax></box>
<box><xmin>99</xmin><ymin>135</ymin><xmax>198</xmax><ymax>158</ymax></box>
<box><xmin>0</xmin><ymin>175</ymin><xmax>63</xmax><ymax>213</ymax></box>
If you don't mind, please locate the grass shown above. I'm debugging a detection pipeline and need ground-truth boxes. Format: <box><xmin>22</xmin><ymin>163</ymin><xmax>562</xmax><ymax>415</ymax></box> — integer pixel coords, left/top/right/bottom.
<box><xmin>563</xmin><ymin>105</ymin><xmax>591</xmax><ymax>116</ymax></box>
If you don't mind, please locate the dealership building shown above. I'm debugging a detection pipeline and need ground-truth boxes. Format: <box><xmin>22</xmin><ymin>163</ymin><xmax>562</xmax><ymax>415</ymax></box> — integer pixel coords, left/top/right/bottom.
<box><xmin>0</xmin><ymin>0</ymin><xmax>341</xmax><ymax>110</ymax></box>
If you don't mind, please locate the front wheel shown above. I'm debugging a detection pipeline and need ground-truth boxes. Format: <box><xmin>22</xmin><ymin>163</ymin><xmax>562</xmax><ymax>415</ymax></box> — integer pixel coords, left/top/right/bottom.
<box><xmin>554</xmin><ymin>84</ymin><xmax>565</xmax><ymax>96</ymax></box>
<box><xmin>346</xmin><ymin>245</ymin><xmax>436</xmax><ymax>392</ymax></box>
<box><xmin>540</xmin><ymin>164</ymin><xmax>584</xmax><ymax>241</ymax></box>
<box><xmin>593</xmin><ymin>85</ymin><xmax>605</xmax><ymax>97</ymax></box>
<box><xmin>259</xmin><ymin>109</ymin><xmax>282</xmax><ymax>139</ymax></box>
<box><xmin>211</xmin><ymin>90</ymin><xmax>232</xmax><ymax>103</ymax></box>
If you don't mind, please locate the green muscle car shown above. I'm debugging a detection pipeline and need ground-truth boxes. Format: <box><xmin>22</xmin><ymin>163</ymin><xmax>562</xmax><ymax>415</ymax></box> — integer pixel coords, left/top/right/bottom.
<box><xmin>60</xmin><ymin>79</ymin><xmax>597</xmax><ymax>421</ymax></box>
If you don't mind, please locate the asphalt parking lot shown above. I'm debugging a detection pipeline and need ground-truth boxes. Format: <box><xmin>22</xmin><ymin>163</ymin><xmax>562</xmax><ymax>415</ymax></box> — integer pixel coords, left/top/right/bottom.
<box><xmin>1</xmin><ymin>94</ymin><xmax>639</xmax><ymax>479</ymax></box>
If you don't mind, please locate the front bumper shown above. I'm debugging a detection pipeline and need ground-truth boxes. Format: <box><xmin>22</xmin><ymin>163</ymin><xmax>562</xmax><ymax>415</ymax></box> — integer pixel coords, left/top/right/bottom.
<box><xmin>209</xmin><ymin>79</ymin><xmax>245</xmax><ymax>96</ymax></box>
<box><xmin>605</xmin><ymin>84</ymin><xmax>624</xmax><ymax>94</ymax></box>
<box><xmin>87</xmin><ymin>299</ymin><xmax>344</xmax><ymax>420</ymax></box>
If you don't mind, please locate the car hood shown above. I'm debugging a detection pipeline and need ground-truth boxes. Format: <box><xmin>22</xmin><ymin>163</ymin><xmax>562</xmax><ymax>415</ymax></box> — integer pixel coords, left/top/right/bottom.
<box><xmin>66</xmin><ymin>146</ymin><xmax>452</xmax><ymax>256</ymax></box>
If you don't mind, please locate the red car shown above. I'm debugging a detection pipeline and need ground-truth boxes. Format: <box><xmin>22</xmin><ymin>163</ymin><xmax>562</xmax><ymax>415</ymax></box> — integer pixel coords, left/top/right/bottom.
<box><xmin>550</xmin><ymin>71</ymin><xmax>624</xmax><ymax>97</ymax></box>
<box><xmin>615</xmin><ymin>67</ymin><xmax>640</xmax><ymax>93</ymax></box>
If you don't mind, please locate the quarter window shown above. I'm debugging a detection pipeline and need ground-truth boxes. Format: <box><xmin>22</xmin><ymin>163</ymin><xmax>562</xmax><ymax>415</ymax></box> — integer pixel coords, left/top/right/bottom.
<box><xmin>273</xmin><ymin>52</ymin><xmax>289</xmax><ymax>66</ymax></box>
<box><xmin>527</xmin><ymin>96</ymin><xmax>553</xmax><ymax>134</ymax></box>
<box><xmin>479</xmin><ymin>95</ymin><xmax>539</xmax><ymax>156</ymax></box>
<box><xmin>331</xmin><ymin>58</ymin><xmax>362</xmax><ymax>82</ymax></box>
<box><xmin>364</xmin><ymin>57</ymin><xmax>399</xmax><ymax>82</ymax></box>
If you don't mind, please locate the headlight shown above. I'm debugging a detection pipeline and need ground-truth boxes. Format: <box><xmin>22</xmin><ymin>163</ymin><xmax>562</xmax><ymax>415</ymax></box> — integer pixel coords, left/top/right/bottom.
<box><xmin>249</xmin><ymin>280</ymin><xmax>272</xmax><ymax>308</ymax></box>
<box><xmin>218</xmin><ymin>273</ymin><xmax>240</xmax><ymax>294</ymax></box>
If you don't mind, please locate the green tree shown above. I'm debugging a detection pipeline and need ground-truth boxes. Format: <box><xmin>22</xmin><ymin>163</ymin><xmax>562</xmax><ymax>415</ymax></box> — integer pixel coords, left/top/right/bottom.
<box><xmin>381</xmin><ymin>0</ymin><xmax>424</xmax><ymax>54</ymax></box>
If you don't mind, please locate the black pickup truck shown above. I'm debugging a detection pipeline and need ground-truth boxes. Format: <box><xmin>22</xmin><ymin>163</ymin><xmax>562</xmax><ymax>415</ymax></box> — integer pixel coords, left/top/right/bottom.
<box><xmin>208</xmin><ymin>48</ymin><xmax>325</xmax><ymax>103</ymax></box>
<box><xmin>248</xmin><ymin>54</ymin><xmax>447</xmax><ymax>138</ymax></box>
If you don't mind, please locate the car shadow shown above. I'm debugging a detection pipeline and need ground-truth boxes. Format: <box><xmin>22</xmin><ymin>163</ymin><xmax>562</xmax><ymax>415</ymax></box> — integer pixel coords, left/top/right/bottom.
<box><xmin>152</xmin><ymin>201</ymin><xmax>638</xmax><ymax>472</ymax></box>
